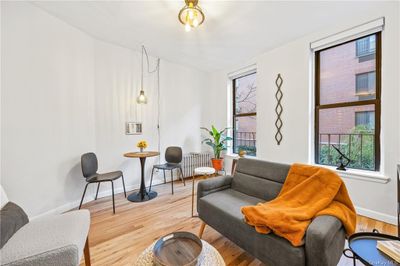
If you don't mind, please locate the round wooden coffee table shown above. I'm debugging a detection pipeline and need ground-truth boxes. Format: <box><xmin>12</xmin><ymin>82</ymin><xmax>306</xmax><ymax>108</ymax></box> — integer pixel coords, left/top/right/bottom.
<box><xmin>134</xmin><ymin>239</ymin><xmax>225</xmax><ymax>266</ymax></box>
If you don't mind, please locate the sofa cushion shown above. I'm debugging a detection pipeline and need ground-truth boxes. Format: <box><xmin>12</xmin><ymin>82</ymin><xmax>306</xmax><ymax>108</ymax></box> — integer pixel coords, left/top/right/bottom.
<box><xmin>0</xmin><ymin>209</ymin><xmax>90</xmax><ymax>266</ymax></box>
<box><xmin>232</xmin><ymin>158</ymin><xmax>290</xmax><ymax>201</ymax></box>
<box><xmin>0</xmin><ymin>202</ymin><xmax>29</xmax><ymax>249</ymax></box>
<box><xmin>198</xmin><ymin>189</ymin><xmax>305</xmax><ymax>266</ymax></box>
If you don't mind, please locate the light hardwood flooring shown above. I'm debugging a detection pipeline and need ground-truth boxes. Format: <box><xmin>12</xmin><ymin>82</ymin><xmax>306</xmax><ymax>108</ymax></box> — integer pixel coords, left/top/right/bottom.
<box><xmin>77</xmin><ymin>177</ymin><xmax>397</xmax><ymax>266</ymax></box>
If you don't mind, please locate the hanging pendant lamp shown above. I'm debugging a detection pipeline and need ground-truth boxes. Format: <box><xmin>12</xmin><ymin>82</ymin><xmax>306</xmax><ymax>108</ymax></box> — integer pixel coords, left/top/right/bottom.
<box><xmin>137</xmin><ymin>46</ymin><xmax>148</xmax><ymax>104</ymax></box>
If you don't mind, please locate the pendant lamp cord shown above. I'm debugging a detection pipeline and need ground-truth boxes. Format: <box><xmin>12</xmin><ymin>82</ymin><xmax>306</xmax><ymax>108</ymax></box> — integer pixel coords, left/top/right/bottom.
<box><xmin>156</xmin><ymin>58</ymin><xmax>161</xmax><ymax>164</ymax></box>
<box><xmin>141</xmin><ymin>45</ymin><xmax>161</xmax><ymax>163</ymax></box>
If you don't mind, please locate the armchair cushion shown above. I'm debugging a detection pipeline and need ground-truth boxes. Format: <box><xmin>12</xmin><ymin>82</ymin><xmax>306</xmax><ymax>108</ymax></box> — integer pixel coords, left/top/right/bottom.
<box><xmin>1</xmin><ymin>209</ymin><xmax>90</xmax><ymax>266</ymax></box>
<box><xmin>0</xmin><ymin>202</ymin><xmax>29</xmax><ymax>249</ymax></box>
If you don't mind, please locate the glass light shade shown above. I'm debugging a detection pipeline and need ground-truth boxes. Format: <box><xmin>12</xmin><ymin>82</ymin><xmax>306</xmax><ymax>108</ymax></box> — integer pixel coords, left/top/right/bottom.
<box><xmin>136</xmin><ymin>90</ymin><xmax>147</xmax><ymax>104</ymax></box>
<box><xmin>178</xmin><ymin>0</ymin><xmax>205</xmax><ymax>30</ymax></box>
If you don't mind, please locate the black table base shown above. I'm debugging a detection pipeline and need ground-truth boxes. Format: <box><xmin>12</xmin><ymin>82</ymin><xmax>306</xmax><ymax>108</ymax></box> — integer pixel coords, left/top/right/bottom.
<box><xmin>127</xmin><ymin>190</ymin><xmax>157</xmax><ymax>202</ymax></box>
<box><xmin>127</xmin><ymin>156</ymin><xmax>158</xmax><ymax>202</ymax></box>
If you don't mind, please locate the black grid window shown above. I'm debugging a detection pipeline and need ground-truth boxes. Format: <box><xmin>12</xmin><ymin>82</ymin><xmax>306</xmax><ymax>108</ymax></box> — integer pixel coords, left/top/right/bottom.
<box><xmin>232</xmin><ymin>72</ymin><xmax>257</xmax><ymax>156</ymax></box>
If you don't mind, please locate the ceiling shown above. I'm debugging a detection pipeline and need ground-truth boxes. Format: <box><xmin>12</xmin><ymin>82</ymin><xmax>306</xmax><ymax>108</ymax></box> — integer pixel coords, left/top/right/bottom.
<box><xmin>32</xmin><ymin>1</ymin><xmax>384</xmax><ymax>72</ymax></box>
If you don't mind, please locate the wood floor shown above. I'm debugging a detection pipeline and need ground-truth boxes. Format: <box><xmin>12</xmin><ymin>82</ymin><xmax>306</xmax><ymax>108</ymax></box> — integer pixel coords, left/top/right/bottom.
<box><xmin>77</xmin><ymin>178</ymin><xmax>397</xmax><ymax>266</ymax></box>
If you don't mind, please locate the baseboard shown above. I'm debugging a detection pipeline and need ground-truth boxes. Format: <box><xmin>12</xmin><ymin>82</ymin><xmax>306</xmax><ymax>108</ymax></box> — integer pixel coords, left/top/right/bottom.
<box><xmin>32</xmin><ymin>182</ymin><xmax>397</xmax><ymax>226</ymax></box>
<box><xmin>356</xmin><ymin>206</ymin><xmax>397</xmax><ymax>225</ymax></box>
<box><xmin>30</xmin><ymin>179</ymin><xmax>167</xmax><ymax>220</ymax></box>
<box><xmin>30</xmin><ymin>198</ymin><xmax>90</xmax><ymax>220</ymax></box>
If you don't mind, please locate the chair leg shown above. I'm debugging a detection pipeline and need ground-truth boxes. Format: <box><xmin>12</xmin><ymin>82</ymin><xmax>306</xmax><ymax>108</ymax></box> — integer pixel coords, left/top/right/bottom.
<box><xmin>121</xmin><ymin>174</ymin><xmax>127</xmax><ymax>198</ymax></box>
<box><xmin>163</xmin><ymin>170</ymin><xmax>166</xmax><ymax>184</ymax></box>
<box><xmin>79</xmin><ymin>183</ymin><xmax>90</xmax><ymax>209</ymax></box>
<box><xmin>171</xmin><ymin>169</ymin><xmax>174</xmax><ymax>195</ymax></box>
<box><xmin>199</xmin><ymin>221</ymin><xmax>206</xmax><ymax>239</ymax></box>
<box><xmin>192</xmin><ymin>173</ymin><xmax>195</xmax><ymax>217</ymax></box>
<box><xmin>84</xmin><ymin>236</ymin><xmax>91</xmax><ymax>266</ymax></box>
<box><xmin>149</xmin><ymin>167</ymin><xmax>155</xmax><ymax>192</ymax></box>
<box><xmin>95</xmin><ymin>183</ymin><xmax>100</xmax><ymax>200</ymax></box>
<box><xmin>111</xmin><ymin>181</ymin><xmax>115</xmax><ymax>214</ymax></box>
<box><xmin>179</xmin><ymin>167</ymin><xmax>186</xmax><ymax>186</ymax></box>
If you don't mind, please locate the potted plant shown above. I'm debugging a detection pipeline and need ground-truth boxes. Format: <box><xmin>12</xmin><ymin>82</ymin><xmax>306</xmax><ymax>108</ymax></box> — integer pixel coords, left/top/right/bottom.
<box><xmin>201</xmin><ymin>126</ymin><xmax>232</xmax><ymax>171</ymax></box>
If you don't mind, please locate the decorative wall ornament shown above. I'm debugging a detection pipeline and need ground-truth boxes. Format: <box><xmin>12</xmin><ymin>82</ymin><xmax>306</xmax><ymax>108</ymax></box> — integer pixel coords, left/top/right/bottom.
<box><xmin>275</xmin><ymin>74</ymin><xmax>283</xmax><ymax>145</ymax></box>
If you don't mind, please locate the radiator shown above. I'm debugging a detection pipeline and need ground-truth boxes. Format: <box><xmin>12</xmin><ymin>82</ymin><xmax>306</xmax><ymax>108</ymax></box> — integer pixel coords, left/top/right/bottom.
<box><xmin>181</xmin><ymin>152</ymin><xmax>212</xmax><ymax>177</ymax></box>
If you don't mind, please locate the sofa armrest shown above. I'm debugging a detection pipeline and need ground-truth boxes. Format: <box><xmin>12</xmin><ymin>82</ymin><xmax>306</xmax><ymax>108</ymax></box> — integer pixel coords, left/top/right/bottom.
<box><xmin>305</xmin><ymin>215</ymin><xmax>346</xmax><ymax>266</ymax></box>
<box><xmin>197</xmin><ymin>175</ymin><xmax>233</xmax><ymax>204</ymax></box>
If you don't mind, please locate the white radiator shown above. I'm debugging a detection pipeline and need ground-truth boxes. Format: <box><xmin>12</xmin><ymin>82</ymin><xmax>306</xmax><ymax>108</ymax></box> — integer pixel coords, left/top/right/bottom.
<box><xmin>182</xmin><ymin>152</ymin><xmax>212</xmax><ymax>177</ymax></box>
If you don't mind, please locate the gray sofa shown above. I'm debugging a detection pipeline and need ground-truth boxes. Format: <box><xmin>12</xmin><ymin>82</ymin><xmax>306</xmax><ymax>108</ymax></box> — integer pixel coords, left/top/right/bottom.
<box><xmin>197</xmin><ymin>158</ymin><xmax>346</xmax><ymax>266</ymax></box>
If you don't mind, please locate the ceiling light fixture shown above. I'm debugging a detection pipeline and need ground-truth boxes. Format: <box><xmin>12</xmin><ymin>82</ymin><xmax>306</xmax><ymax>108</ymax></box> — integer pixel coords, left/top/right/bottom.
<box><xmin>178</xmin><ymin>0</ymin><xmax>205</xmax><ymax>32</ymax></box>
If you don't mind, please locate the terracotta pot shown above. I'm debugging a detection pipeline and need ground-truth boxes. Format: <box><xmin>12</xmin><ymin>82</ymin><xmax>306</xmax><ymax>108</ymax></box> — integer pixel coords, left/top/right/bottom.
<box><xmin>211</xmin><ymin>158</ymin><xmax>224</xmax><ymax>171</ymax></box>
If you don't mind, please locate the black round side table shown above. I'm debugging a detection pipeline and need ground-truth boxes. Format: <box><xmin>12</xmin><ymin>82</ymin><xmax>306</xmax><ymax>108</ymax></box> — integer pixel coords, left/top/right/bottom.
<box><xmin>343</xmin><ymin>229</ymin><xmax>400</xmax><ymax>266</ymax></box>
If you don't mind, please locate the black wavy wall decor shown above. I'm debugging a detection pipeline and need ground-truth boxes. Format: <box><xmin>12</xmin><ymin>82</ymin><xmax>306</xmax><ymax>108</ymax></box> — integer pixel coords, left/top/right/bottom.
<box><xmin>275</xmin><ymin>74</ymin><xmax>283</xmax><ymax>145</ymax></box>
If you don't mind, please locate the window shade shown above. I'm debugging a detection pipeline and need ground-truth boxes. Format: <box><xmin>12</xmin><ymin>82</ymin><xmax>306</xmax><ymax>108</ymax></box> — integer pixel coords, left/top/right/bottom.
<box><xmin>310</xmin><ymin>17</ymin><xmax>384</xmax><ymax>51</ymax></box>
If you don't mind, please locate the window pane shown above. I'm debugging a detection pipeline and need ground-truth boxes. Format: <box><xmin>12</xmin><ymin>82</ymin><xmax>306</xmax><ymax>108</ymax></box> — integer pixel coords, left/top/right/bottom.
<box><xmin>234</xmin><ymin>73</ymin><xmax>256</xmax><ymax>114</ymax></box>
<box><xmin>355</xmin><ymin>72</ymin><xmax>375</xmax><ymax>100</ymax></box>
<box><xmin>233</xmin><ymin>116</ymin><xmax>256</xmax><ymax>156</ymax></box>
<box><xmin>355</xmin><ymin>111</ymin><xmax>374</xmax><ymax>129</ymax></box>
<box><xmin>356</xmin><ymin>35</ymin><xmax>376</xmax><ymax>57</ymax></box>
<box><xmin>317</xmin><ymin>105</ymin><xmax>375</xmax><ymax>170</ymax></box>
<box><xmin>319</xmin><ymin>34</ymin><xmax>376</xmax><ymax>105</ymax></box>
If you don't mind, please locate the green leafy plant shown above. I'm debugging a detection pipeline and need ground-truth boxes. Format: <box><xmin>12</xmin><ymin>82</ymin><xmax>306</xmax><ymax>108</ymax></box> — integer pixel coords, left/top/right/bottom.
<box><xmin>201</xmin><ymin>126</ymin><xmax>232</xmax><ymax>159</ymax></box>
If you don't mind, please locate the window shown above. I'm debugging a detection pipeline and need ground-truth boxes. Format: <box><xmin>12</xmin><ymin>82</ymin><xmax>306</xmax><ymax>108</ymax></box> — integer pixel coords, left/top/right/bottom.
<box><xmin>356</xmin><ymin>72</ymin><xmax>376</xmax><ymax>100</ymax></box>
<box><xmin>355</xmin><ymin>111</ymin><xmax>375</xmax><ymax>129</ymax></box>
<box><xmin>315</xmin><ymin>33</ymin><xmax>381</xmax><ymax>171</ymax></box>
<box><xmin>356</xmin><ymin>35</ymin><xmax>376</xmax><ymax>57</ymax></box>
<box><xmin>233</xmin><ymin>72</ymin><xmax>256</xmax><ymax>156</ymax></box>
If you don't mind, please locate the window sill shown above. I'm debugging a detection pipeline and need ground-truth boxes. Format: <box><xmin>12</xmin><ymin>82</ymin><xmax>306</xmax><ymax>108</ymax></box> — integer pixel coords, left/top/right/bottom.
<box><xmin>315</xmin><ymin>164</ymin><xmax>390</xmax><ymax>184</ymax></box>
<box><xmin>224</xmin><ymin>153</ymin><xmax>257</xmax><ymax>159</ymax></box>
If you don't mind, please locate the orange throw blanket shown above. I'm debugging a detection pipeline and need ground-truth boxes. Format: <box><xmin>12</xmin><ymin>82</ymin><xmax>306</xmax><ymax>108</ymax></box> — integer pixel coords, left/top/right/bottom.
<box><xmin>241</xmin><ymin>163</ymin><xmax>356</xmax><ymax>246</ymax></box>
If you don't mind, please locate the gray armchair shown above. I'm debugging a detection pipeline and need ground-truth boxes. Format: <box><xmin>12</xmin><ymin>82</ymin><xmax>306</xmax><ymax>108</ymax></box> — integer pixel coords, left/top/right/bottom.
<box><xmin>1</xmin><ymin>200</ymin><xmax>91</xmax><ymax>266</ymax></box>
<box><xmin>197</xmin><ymin>158</ymin><xmax>345</xmax><ymax>266</ymax></box>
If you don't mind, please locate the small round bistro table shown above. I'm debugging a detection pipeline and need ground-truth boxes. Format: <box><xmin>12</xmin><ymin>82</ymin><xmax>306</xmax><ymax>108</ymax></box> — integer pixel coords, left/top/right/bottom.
<box><xmin>191</xmin><ymin>167</ymin><xmax>216</xmax><ymax>217</ymax></box>
<box><xmin>124</xmin><ymin>151</ymin><xmax>160</xmax><ymax>202</ymax></box>
<box><xmin>343</xmin><ymin>230</ymin><xmax>400</xmax><ymax>266</ymax></box>
<box><xmin>134</xmin><ymin>239</ymin><xmax>225</xmax><ymax>266</ymax></box>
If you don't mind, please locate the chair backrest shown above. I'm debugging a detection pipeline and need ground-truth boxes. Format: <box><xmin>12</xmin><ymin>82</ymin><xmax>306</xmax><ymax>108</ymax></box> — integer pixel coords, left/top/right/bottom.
<box><xmin>81</xmin><ymin>152</ymin><xmax>98</xmax><ymax>178</ymax></box>
<box><xmin>232</xmin><ymin>158</ymin><xmax>290</xmax><ymax>201</ymax></box>
<box><xmin>165</xmin><ymin>147</ymin><xmax>182</xmax><ymax>164</ymax></box>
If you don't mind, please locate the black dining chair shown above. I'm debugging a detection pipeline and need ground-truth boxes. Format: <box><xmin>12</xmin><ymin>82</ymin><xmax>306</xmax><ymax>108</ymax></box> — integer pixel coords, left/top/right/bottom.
<box><xmin>79</xmin><ymin>152</ymin><xmax>126</xmax><ymax>214</ymax></box>
<box><xmin>149</xmin><ymin>147</ymin><xmax>185</xmax><ymax>194</ymax></box>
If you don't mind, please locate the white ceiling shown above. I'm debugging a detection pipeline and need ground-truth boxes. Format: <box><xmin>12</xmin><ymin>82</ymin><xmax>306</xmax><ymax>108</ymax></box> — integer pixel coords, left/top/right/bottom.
<box><xmin>32</xmin><ymin>1</ymin><xmax>384</xmax><ymax>72</ymax></box>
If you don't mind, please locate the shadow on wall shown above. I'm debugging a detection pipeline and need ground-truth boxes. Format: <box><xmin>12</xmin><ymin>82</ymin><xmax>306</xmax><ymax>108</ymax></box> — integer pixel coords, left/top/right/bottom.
<box><xmin>63</xmin><ymin>159</ymin><xmax>91</xmax><ymax>203</ymax></box>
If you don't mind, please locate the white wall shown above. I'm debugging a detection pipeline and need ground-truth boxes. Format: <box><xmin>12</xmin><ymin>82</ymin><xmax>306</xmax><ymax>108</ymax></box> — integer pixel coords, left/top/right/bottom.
<box><xmin>1</xmin><ymin>2</ymin><xmax>210</xmax><ymax>218</ymax></box>
<box><xmin>1</xmin><ymin>2</ymin><xmax>96</xmax><ymax>217</ymax></box>
<box><xmin>207</xmin><ymin>2</ymin><xmax>400</xmax><ymax>223</ymax></box>
<box><xmin>93</xmin><ymin>41</ymin><xmax>209</xmax><ymax>194</ymax></box>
